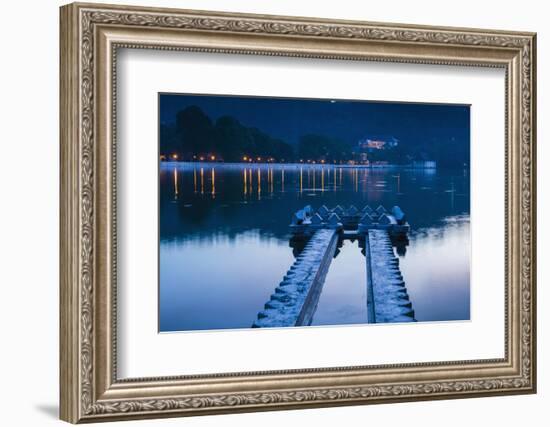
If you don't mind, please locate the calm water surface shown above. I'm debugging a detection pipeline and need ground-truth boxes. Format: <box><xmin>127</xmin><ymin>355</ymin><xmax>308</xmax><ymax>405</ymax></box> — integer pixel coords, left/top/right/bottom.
<box><xmin>159</xmin><ymin>162</ymin><xmax>470</xmax><ymax>332</ymax></box>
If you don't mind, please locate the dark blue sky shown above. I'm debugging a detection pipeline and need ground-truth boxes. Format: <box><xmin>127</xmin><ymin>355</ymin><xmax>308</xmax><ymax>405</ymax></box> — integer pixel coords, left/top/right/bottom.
<box><xmin>159</xmin><ymin>93</ymin><xmax>470</xmax><ymax>147</ymax></box>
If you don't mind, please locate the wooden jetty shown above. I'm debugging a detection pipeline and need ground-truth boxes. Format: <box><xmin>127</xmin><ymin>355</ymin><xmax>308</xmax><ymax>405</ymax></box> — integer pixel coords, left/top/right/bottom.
<box><xmin>252</xmin><ymin>229</ymin><xmax>339</xmax><ymax>328</ymax></box>
<box><xmin>290</xmin><ymin>204</ymin><xmax>410</xmax><ymax>239</ymax></box>
<box><xmin>365</xmin><ymin>229</ymin><xmax>415</xmax><ymax>322</ymax></box>
<box><xmin>253</xmin><ymin>204</ymin><xmax>415</xmax><ymax>327</ymax></box>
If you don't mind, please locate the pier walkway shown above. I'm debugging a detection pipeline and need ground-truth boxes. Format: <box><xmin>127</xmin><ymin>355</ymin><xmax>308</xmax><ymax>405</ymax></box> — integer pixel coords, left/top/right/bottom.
<box><xmin>366</xmin><ymin>229</ymin><xmax>415</xmax><ymax>323</ymax></box>
<box><xmin>253</xmin><ymin>204</ymin><xmax>415</xmax><ymax>327</ymax></box>
<box><xmin>252</xmin><ymin>229</ymin><xmax>339</xmax><ymax>327</ymax></box>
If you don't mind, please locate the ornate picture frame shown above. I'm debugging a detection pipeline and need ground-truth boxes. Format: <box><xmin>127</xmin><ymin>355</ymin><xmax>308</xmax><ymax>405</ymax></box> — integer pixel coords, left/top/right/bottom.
<box><xmin>60</xmin><ymin>2</ymin><xmax>536</xmax><ymax>423</ymax></box>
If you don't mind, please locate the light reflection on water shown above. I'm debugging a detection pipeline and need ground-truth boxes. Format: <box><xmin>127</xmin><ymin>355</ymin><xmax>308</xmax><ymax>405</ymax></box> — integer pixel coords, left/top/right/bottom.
<box><xmin>159</xmin><ymin>162</ymin><xmax>470</xmax><ymax>332</ymax></box>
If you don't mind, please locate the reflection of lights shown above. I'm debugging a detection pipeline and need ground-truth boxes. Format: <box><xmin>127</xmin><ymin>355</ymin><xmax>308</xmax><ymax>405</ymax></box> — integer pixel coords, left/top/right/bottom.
<box><xmin>200</xmin><ymin>168</ymin><xmax>204</xmax><ymax>194</ymax></box>
<box><xmin>173</xmin><ymin>168</ymin><xmax>178</xmax><ymax>198</ymax></box>
<box><xmin>281</xmin><ymin>168</ymin><xmax>285</xmax><ymax>192</ymax></box>
<box><xmin>257</xmin><ymin>168</ymin><xmax>261</xmax><ymax>200</ymax></box>
<box><xmin>243</xmin><ymin>168</ymin><xmax>247</xmax><ymax>196</ymax></box>
<box><xmin>211</xmin><ymin>168</ymin><xmax>215</xmax><ymax>198</ymax></box>
<box><xmin>300</xmin><ymin>167</ymin><xmax>303</xmax><ymax>193</ymax></box>
<box><xmin>193</xmin><ymin>168</ymin><xmax>197</xmax><ymax>193</ymax></box>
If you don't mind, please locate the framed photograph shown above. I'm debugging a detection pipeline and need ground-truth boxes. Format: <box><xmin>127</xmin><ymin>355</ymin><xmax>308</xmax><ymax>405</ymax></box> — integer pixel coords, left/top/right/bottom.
<box><xmin>60</xmin><ymin>2</ymin><xmax>537</xmax><ymax>423</ymax></box>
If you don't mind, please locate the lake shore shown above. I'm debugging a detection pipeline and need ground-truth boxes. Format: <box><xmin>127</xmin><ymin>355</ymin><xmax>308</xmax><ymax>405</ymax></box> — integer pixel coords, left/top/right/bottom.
<box><xmin>160</xmin><ymin>161</ymin><xmax>439</xmax><ymax>170</ymax></box>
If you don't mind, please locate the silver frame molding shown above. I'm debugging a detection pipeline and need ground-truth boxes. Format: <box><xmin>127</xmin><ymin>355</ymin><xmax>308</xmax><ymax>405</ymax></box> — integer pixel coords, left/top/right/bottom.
<box><xmin>60</xmin><ymin>2</ymin><xmax>537</xmax><ymax>423</ymax></box>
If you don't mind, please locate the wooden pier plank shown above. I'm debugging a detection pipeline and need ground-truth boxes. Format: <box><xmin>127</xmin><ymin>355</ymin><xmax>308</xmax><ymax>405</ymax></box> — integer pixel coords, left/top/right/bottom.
<box><xmin>367</xmin><ymin>229</ymin><xmax>415</xmax><ymax>323</ymax></box>
<box><xmin>253</xmin><ymin>229</ymin><xmax>339</xmax><ymax>328</ymax></box>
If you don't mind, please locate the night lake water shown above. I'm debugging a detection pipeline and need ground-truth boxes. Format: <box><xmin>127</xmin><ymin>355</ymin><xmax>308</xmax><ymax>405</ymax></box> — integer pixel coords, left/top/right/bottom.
<box><xmin>159</xmin><ymin>162</ymin><xmax>470</xmax><ymax>332</ymax></box>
